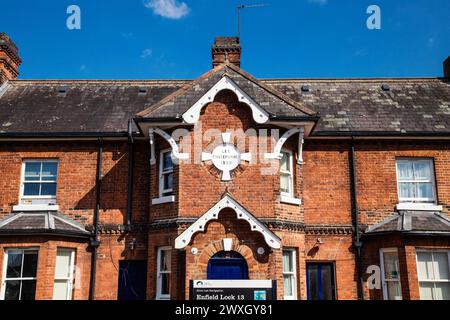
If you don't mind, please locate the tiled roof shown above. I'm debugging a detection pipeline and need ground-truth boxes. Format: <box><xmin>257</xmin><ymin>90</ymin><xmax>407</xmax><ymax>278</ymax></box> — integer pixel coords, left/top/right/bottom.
<box><xmin>0</xmin><ymin>211</ymin><xmax>90</xmax><ymax>237</ymax></box>
<box><xmin>364</xmin><ymin>211</ymin><xmax>450</xmax><ymax>236</ymax></box>
<box><xmin>0</xmin><ymin>64</ymin><xmax>450</xmax><ymax>136</ymax></box>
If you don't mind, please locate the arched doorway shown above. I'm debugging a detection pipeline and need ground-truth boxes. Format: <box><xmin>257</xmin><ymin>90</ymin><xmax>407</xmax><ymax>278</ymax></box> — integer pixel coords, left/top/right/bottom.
<box><xmin>207</xmin><ymin>251</ymin><xmax>249</xmax><ymax>280</ymax></box>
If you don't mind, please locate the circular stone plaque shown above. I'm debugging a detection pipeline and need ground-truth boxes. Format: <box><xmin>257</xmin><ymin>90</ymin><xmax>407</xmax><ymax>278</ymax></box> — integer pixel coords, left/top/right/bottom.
<box><xmin>211</xmin><ymin>144</ymin><xmax>241</xmax><ymax>174</ymax></box>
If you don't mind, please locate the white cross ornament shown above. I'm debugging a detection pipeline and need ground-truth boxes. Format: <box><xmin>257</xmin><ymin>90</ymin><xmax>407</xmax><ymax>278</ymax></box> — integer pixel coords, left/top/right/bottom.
<box><xmin>201</xmin><ymin>133</ymin><xmax>251</xmax><ymax>181</ymax></box>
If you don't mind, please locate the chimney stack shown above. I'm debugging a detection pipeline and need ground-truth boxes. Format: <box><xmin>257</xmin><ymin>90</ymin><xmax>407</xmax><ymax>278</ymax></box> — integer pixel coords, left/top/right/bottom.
<box><xmin>0</xmin><ymin>33</ymin><xmax>21</xmax><ymax>84</ymax></box>
<box><xmin>212</xmin><ymin>37</ymin><xmax>241</xmax><ymax>68</ymax></box>
<box><xmin>444</xmin><ymin>57</ymin><xmax>450</xmax><ymax>79</ymax></box>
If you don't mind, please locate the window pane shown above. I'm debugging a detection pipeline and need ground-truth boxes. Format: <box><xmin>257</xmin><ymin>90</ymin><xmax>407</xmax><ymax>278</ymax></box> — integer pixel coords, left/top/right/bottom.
<box><xmin>4</xmin><ymin>280</ymin><xmax>20</xmax><ymax>300</ymax></box>
<box><xmin>55</xmin><ymin>250</ymin><xmax>72</xmax><ymax>279</ymax></box>
<box><xmin>434</xmin><ymin>283</ymin><xmax>450</xmax><ymax>300</ymax></box>
<box><xmin>159</xmin><ymin>250</ymin><xmax>170</xmax><ymax>272</ymax></box>
<box><xmin>280</xmin><ymin>152</ymin><xmax>290</xmax><ymax>172</ymax></box>
<box><xmin>22</xmin><ymin>251</ymin><xmax>38</xmax><ymax>278</ymax></box>
<box><xmin>383</xmin><ymin>251</ymin><xmax>400</xmax><ymax>280</ymax></box>
<box><xmin>283</xmin><ymin>275</ymin><xmax>294</xmax><ymax>297</ymax></box>
<box><xmin>397</xmin><ymin>161</ymin><xmax>413</xmax><ymax>180</ymax></box>
<box><xmin>307</xmin><ymin>265</ymin><xmax>319</xmax><ymax>300</ymax></box>
<box><xmin>280</xmin><ymin>174</ymin><xmax>291</xmax><ymax>194</ymax></box>
<box><xmin>321</xmin><ymin>265</ymin><xmax>334</xmax><ymax>300</ymax></box>
<box><xmin>24</xmin><ymin>162</ymin><xmax>41</xmax><ymax>180</ymax></box>
<box><xmin>163</xmin><ymin>173</ymin><xmax>173</xmax><ymax>191</ymax></box>
<box><xmin>386</xmin><ymin>281</ymin><xmax>402</xmax><ymax>300</ymax></box>
<box><xmin>41</xmin><ymin>183</ymin><xmax>57</xmax><ymax>196</ymax></box>
<box><xmin>6</xmin><ymin>252</ymin><xmax>23</xmax><ymax>278</ymax></box>
<box><xmin>398</xmin><ymin>182</ymin><xmax>414</xmax><ymax>199</ymax></box>
<box><xmin>283</xmin><ymin>251</ymin><xmax>293</xmax><ymax>272</ymax></box>
<box><xmin>419</xmin><ymin>282</ymin><xmax>434</xmax><ymax>300</ymax></box>
<box><xmin>163</xmin><ymin>152</ymin><xmax>173</xmax><ymax>171</ymax></box>
<box><xmin>433</xmin><ymin>253</ymin><xmax>450</xmax><ymax>280</ymax></box>
<box><xmin>41</xmin><ymin>162</ymin><xmax>57</xmax><ymax>177</ymax></box>
<box><xmin>20</xmin><ymin>280</ymin><xmax>36</xmax><ymax>300</ymax></box>
<box><xmin>417</xmin><ymin>183</ymin><xmax>433</xmax><ymax>200</ymax></box>
<box><xmin>23</xmin><ymin>183</ymin><xmax>40</xmax><ymax>196</ymax></box>
<box><xmin>413</xmin><ymin>161</ymin><xmax>432</xmax><ymax>180</ymax></box>
<box><xmin>160</xmin><ymin>274</ymin><xmax>170</xmax><ymax>295</ymax></box>
<box><xmin>417</xmin><ymin>252</ymin><xmax>434</xmax><ymax>280</ymax></box>
<box><xmin>53</xmin><ymin>280</ymin><xmax>69</xmax><ymax>300</ymax></box>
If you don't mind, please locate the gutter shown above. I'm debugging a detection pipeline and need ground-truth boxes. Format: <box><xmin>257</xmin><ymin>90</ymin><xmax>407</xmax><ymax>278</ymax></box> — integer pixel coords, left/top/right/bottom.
<box><xmin>349</xmin><ymin>138</ymin><xmax>365</xmax><ymax>300</ymax></box>
<box><xmin>126</xmin><ymin>119</ymin><xmax>134</xmax><ymax>227</ymax></box>
<box><xmin>89</xmin><ymin>138</ymin><xmax>103</xmax><ymax>300</ymax></box>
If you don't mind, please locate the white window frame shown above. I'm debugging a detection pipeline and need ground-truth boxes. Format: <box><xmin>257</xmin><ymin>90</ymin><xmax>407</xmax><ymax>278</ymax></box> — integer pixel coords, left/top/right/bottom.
<box><xmin>53</xmin><ymin>248</ymin><xmax>75</xmax><ymax>300</ymax></box>
<box><xmin>379</xmin><ymin>248</ymin><xmax>402</xmax><ymax>300</ymax></box>
<box><xmin>395</xmin><ymin>158</ymin><xmax>437</xmax><ymax>204</ymax></box>
<box><xmin>20</xmin><ymin>159</ymin><xmax>58</xmax><ymax>202</ymax></box>
<box><xmin>416</xmin><ymin>249</ymin><xmax>450</xmax><ymax>300</ymax></box>
<box><xmin>156</xmin><ymin>246</ymin><xmax>171</xmax><ymax>300</ymax></box>
<box><xmin>280</xmin><ymin>149</ymin><xmax>294</xmax><ymax>198</ymax></box>
<box><xmin>282</xmin><ymin>248</ymin><xmax>297</xmax><ymax>300</ymax></box>
<box><xmin>159</xmin><ymin>149</ymin><xmax>173</xmax><ymax>198</ymax></box>
<box><xmin>1</xmin><ymin>248</ymin><xmax>39</xmax><ymax>300</ymax></box>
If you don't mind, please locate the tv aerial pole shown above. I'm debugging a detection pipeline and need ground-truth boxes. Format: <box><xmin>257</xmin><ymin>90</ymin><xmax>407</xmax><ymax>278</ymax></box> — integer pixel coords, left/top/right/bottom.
<box><xmin>237</xmin><ymin>3</ymin><xmax>269</xmax><ymax>39</ymax></box>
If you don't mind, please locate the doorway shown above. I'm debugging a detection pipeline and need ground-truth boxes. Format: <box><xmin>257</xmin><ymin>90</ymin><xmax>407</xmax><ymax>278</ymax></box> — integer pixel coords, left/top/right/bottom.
<box><xmin>306</xmin><ymin>262</ymin><xmax>336</xmax><ymax>300</ymax></box>
<box><xmin>207</xmin><ymin>251</ymin><xmax>249</xmax><ymax>280</ymax></box>
<box><xmin>117</xmin><ymin>260</ymin><xmax>147</xmax><ymax>300</ymax></box>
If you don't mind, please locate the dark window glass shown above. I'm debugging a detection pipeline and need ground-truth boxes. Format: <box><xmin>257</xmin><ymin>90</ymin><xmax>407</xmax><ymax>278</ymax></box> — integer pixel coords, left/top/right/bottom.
<box><xmin>4</xmin><ymin>280</ymin><xmax>20</xmax><ymax>300</ymax></box>
<box><xmin>41</xmin><ymin>183</ymin><xmax>57</xmax><ymax>196</ymax></box>
<box><xmin>41</xmin><ymin>162</ymin><xmax>57</xmax><ymax>178</ymax></box>
<box><xmin>22</xmin><ymin>252</ymin><xmax>38</xmax><ymax>278</ymax></box>
<box><xmin>24</xmin><ymin>163</ymin><xmax>41</xmax><ymax>180</ymax></box>
<box><xmin>6</xmin><ymin>252</ymin><xmax>22</xmax><ymax>278</ymax></box>
<box><xmin>20</xmin><ymin>280</ymin><xmax>37</xmax><ymax>300</ymax></box>
<box><xmin>163</xmin><ymin>153</ymin><xmax>173</xmax><ymax>171</ymax></box>
<box><xmin>23</xmin><ymin>183</ymin><xmax>40</xmax><ymax>196</ymax></box>
<box><xmin>307</xmin><ymin>263</ymin><xmax>335</xmax><ymax>300</ymax></box>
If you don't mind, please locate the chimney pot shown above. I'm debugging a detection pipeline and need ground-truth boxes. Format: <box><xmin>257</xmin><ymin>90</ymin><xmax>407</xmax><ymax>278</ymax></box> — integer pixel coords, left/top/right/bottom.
<box><xmin>0</xmin><ymin>33</ymin><xmax>21</xmax><ymax>84</ymax></box>
<box><xmin>444</xmin><ymin>56</ymin><xmax>450</xmax><ymax>79</ymax></box>
<box><xmin>212</xmin><ymin>37</ymin><xmax>241</xmax><ymax>69</ymax></box>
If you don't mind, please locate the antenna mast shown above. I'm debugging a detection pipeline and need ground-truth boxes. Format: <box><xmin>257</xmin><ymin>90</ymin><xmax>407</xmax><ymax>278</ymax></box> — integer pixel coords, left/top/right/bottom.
<box><xmin>237</xmin><ymin>3</ymin><xmax>269</xmax><ymax>39</ymax></box>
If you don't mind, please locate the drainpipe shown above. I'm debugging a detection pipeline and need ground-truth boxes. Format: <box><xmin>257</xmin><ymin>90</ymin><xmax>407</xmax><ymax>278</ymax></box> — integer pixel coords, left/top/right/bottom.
<box><xmin>126</xmin><ymin>118</ymin><xmax>134</xmax><ymax>228</ymax></box>
<box><xmin>89</xmin><ymin>138</ymin><xmax>103</xmax><ymax>300</ymax></box>
<box><xmin>349</xmin><ymin>137</ymin><xmax>365</xmax><ymax>300</ymax></box>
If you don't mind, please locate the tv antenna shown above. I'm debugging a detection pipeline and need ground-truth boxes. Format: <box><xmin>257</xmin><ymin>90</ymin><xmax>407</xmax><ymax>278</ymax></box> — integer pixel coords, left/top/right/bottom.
<box><xmin>237</xmin><ymin>3</ymin><xmax>269</xmax><ymax>39</ymax></box>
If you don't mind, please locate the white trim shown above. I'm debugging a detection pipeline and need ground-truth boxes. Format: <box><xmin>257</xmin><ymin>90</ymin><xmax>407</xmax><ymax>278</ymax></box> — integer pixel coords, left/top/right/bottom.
<box><xmin>12</xmin><ymin>204</ymin><xmax>60</xmax><ymax>212</ymax></box>
<box><xmin>282</xmin><ymin>249</ymin><xmax>297</xmax><ymax>300</ymax></box>
<box><xmin>280</xmin><ymin>149</ymin><xmax>294</xmax><ymax>198</ymax></box>
<box><xmin>1</xmin><ymin>248</ymin><xmax>39</xmax><ymax>300</ymax></box>
<box><xmin>175</xmin><ymin>194</ymin><xmax>281</xmax><ymax>249</ymax></box>
<box><xmin>156</xmin><ymin>246</ymin><xmax>171</xmax><ymax>300</ymax></box>
<box><xmin>182</xmin><ymin>76</ymin><xmax>269</xmax><ymax>124</ymax></box>
<box><xmin>265</xmin><ymin>127</ymin><xmax>304</xmax><ymax>164</ymax></box>
<box><xmin>280</xmin><ymin>195</ymin><xmax>301</xmax><ymax>206</ymax></box>
<box><xmin>395</xmin><ymin>203</ymin><xmax>443</xmax><ymax>211</ymax></box>
<box><xmin>159</xmin><ymin>149</ymin><xmax>174</xmax><ymax>197</ymax></box>
<box><xmin>149</xmin><ymin>128</ymin><xmax>189</xmax><ymax>165</ymax></box>
<box><xmin>19</xmin><ymin>159</ymin><xmax>59</xmax><ymax>206</ymax></box>
<box><xmin>379</xmin><ymin>248</ymin><xmax>402</xmax><ymax>300</ymax></box>
<box><xmin>395</xmin><ymin>158</ymin><xmax>437</xmax><ymax>204</ymax></box>
<box><xmin>53</xmin><ymin>248</ymin><xmax>75</xmax><ymax>300</ymax></box>
<box><xmin>415</xmin><ymin>249</ymin><xmax>450</xmax><ymax>300</ymax></box>
<box><xmin>152</xmin><ymin>195</ymin><xmax>175</xmax><ymax>205</ymax></box>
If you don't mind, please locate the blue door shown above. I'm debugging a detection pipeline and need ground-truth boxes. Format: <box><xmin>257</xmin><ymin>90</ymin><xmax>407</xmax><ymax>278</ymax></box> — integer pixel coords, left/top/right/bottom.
<box><xmin>118</xmin><ymin>260</ymin><xmax>147</xmax><ymax>300</ymax></box>
<box><xmin>207</xmin><ymin>251</ymin><xmax>248</xmax><ymax>280</ymax></box>
<box><xmin>306</xmin><ymin>263</ymin><xmax>336</xmax><ymax>300</ymax></box>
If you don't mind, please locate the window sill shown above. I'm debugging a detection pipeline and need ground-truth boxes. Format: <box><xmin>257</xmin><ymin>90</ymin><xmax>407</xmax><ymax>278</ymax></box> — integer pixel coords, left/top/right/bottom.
<box><xmin>396</xmin><ymin>203</ymin><xmax>443</xmax><ymax>212</ymax></box>
<box><xmin>13</xmin><ymin>204</ymin><xmax>60</xmax><ymax>212</ymax></box>
<box><xmin>280</xmin><ymin>195</ymin><xmax>301</xmax><ymax>206</ymax></box>
<box><xmin>152</xmin><ymin>195</ymin><xmax>175</xmax><ymax>205</ymax></box>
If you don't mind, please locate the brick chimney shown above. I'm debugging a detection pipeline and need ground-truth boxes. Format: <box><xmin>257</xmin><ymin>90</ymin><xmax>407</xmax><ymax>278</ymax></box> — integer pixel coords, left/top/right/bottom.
<box><xmin>444</xmin><ymin>56</ymin><xmax>450</xmax><ymax>79</ymax></box>
<box><xmin>0</xmin><ymin>33</ymin><xmax>21</xmax><ymax>84</ymax></box>
<box><xmin>212</xmin><ymin>37</ymin><xmax>241</xmax><ymax>68</ymax></box>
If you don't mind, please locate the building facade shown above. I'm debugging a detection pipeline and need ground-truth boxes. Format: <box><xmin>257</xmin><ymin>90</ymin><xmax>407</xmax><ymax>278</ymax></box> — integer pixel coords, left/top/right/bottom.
<box><xmin>0</xmin><ymin>33</ymin><xmax>450</xmax><ymax>300</ymax></box>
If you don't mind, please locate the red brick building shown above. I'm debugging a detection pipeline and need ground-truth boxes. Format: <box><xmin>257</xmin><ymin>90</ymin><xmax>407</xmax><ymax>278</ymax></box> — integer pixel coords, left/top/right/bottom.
<box><xmin>0</xmin><ymin>33</ymin><xmax>449</xmax><ymax>300</ymax></box>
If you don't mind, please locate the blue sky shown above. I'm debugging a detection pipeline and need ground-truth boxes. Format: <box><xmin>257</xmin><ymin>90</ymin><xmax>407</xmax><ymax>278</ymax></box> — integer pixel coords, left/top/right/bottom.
<box><xmin>1</xmin><ymin>0</ymin><xmax>449</xmax><ymax>79</ymax></box>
